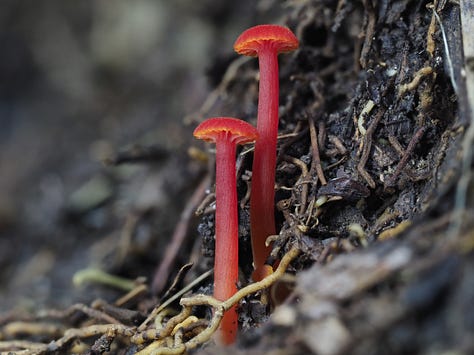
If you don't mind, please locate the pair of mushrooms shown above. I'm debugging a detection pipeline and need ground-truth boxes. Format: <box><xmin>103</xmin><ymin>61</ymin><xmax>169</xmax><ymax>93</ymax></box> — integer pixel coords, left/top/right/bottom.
<box><xmin>193</xmin><ymin>24</ymin><xmax>299</xmax><ymax>344</ymax></box>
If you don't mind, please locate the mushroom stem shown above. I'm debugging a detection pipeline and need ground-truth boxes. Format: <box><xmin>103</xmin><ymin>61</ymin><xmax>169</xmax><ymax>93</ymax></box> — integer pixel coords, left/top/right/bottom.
<box><xmin>194</xmin><ymin>117</ymin><xmax>258</xmax><ymax>345</ymax></box>
<box><xmin>214</xmin><ymin>133</ymin><xmax>238</xmax><ymax>345</ymax></box>
<box><xmin>234</xmin><ymin>25</ymin><xmax>298</xmax><ymax>282</ymax></box>
<box><xmin>251</xmin><ymin>47</ymin><xmax>279</xmax><ymax>281</ymax></box>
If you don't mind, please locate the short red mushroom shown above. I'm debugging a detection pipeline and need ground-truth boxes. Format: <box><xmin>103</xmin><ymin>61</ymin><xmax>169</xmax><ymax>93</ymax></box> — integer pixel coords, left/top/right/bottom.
<box><xmin>193</xmin><ymin>117</ymin><xmax>258</xmax><ymax>344</ymax></box>
<box><xmin>234</xmin><ymin>25</ymin><xmax>299</xmax><ymax>281</ymax></box>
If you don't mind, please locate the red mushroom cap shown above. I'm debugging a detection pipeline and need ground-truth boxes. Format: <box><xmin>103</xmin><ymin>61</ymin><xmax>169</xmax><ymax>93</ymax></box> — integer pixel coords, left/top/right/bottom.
<box><xmin>233</xmin><ymin>24</ymin><xmax>299</xmax><ymax>57</ymax></box>
<box><xmin>193</xmin><ymin>117</ymin><xmax>258</xmax><ymax>145</ymax></box>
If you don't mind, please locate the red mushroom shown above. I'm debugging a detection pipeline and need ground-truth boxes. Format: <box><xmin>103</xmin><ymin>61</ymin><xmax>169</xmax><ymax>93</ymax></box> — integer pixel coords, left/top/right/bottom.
<box><xmin>234</xmin><ymin>25</ymin><xmax>299</xmax><ymax>281</ymax></box>
<box><xmin>193</xmin><ymin>117</ymin><xmax>258</xmax><ymax>344</ymax></box>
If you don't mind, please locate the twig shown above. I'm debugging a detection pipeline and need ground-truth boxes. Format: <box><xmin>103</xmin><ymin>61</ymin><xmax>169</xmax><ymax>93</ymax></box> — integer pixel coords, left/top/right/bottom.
<box><xmin>308</xmin><ymin>115</ymin><xmax>327</xmax><ymax>186</ymax></box>
<box><xmin>359</xmin><ymin>0</ymin><xmax>377</xmax><ymax>68</ymax></box>
<box><xmin>114</xmin><ymin>284</ymin><xmax>148</xmax><ymax>308</ymax></box>
<box><xmin>276</xmin><ymin>122</ymin><xmax>306</xmax><ymax>161</ymax></box>
<box><xmin>384</xmin><ymin>126</ymin><xmax>426</xmax><ymax>187</ymax></box>
<box><xmin>357</xmin><ymin>109</ymin><xmax>384</xmax><ymax>188</ymax></box>
<box><xmin>388</xmin><ymin>134</ymin><xmax>431</xmax><ymax>183</ymax></box>
<box><xmin>282</xmin><ymin>155</ymin><xmax>309</xmax><ymax>214</ymax></box>
<box><xmin>328</xmin><ymin>135</ymin><xmax>347</xmax><ymax>156</ymax></box>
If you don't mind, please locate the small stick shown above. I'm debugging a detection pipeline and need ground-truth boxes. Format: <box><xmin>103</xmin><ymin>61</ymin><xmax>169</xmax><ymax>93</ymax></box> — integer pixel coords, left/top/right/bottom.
<box><xmin>357</xmin><ymin>109</ymin><xmax>384</xmax><ymax>188</ymax></box>
<box><xmin>359</xmin><ymin>0</ymin><xmax>377</xmax><ymax>68</ymax></box>
<box><xmin>282</xmin><ymin>155</ymin><xmax>309</xmax><ymax>213</ymax></box>
<box><xmin>308</xmin><ymin>115</ymin><xmax>327</xmax><ymax>186</ymax></box>
<box><xmin>385</xmin><ymin>126</ymin><xmax>426</xmax><ymax>187</ymax></box>
<box><xmin>195</xmin><ymin>191</ymin><xmax>215</xmax><ymax>216</ymax></box>
<box><xmin>328</xmin><ymin>135</ymin><xmax>347</xmax><ymax>155</ymax></box>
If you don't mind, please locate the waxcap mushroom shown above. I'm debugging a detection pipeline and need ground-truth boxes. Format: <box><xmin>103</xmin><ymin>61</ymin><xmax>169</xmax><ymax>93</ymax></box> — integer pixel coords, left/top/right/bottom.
<box><xmin>193</xmin><ymin>116</ymin><xmax>257</xmax><ymax>344</ymax></box>
<box><xmin>233</xmin><ymin>24</ymin><xmax>299</xmax><ymax>281</ymax></box>
<box><xmin>194</xmin><ymin>117</ymin><xmax>259</xmax><ymax>144</ymax></box>
<box><xmin>234</xmin><ymin>24</ymin><xmax>299</xmax><ymax>57</ymax></box>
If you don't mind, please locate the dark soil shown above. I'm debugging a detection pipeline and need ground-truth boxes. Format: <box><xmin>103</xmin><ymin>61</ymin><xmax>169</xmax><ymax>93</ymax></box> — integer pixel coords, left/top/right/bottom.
<box><xmin>1</xmin><ymin>1</ymin><xmax>473</xmax><ymax>354</ymax></box>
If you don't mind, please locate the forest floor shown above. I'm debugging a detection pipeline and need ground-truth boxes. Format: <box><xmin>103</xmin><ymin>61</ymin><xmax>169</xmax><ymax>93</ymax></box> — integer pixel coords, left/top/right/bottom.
<box><xmin>1</xmin><ymin>1</ymin><xmax>474</xmax><ymax>354</ymax></box>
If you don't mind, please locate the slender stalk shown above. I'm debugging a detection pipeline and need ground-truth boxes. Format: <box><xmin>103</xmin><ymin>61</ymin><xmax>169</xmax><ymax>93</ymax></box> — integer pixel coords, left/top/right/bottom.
<box><xmin>250</xmin><ymin>45</ymin><xmax>279</xmax><ymax>281</ymax></box>
<box><xmin>214</xmin><ymin>132</ymin><xmax>238</xmax><ymax>344</ymax></box>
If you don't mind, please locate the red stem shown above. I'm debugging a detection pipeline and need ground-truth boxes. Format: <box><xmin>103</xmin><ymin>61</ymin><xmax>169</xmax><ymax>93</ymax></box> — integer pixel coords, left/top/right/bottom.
<box><xmin>214</xmin><ymin>132</ymin><xmax>239</xmax><ymax>344</ymax></box>
<box><xmin>250</xmin><ymin>46</ymin><xmax>279</xmax><ymax>281</ymax></box>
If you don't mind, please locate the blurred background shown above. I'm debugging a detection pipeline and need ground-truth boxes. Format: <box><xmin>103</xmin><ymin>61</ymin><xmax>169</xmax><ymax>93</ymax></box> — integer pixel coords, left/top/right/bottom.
<box><xmin>0</xmin><ymin>0</ymin><xmax>284</xmax><ymax>311</ymax></box>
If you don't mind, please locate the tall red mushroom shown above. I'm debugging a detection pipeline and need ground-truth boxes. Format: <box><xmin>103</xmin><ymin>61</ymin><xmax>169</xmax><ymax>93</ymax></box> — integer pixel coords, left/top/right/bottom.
<box><xmin>193</xmin><ymin>117</ymin><xmax>258</xmax><ymax>345</ymax></box>
<box><xmin>234</xmin><ymin>25</ymin><xmax>299</xmax><ymax>281</ymax></box>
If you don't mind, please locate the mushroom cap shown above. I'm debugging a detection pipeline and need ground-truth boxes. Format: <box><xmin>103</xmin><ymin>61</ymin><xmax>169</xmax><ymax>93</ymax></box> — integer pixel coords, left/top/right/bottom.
<box><xmin>234</xmin><ymin>24</ymin><xmax>299</xmax><ymax>57</ymax></box>
<box><xmin>193</xmin><ymin>117</ymin><xmax>258</xmax><ymax>145</ymax></box>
